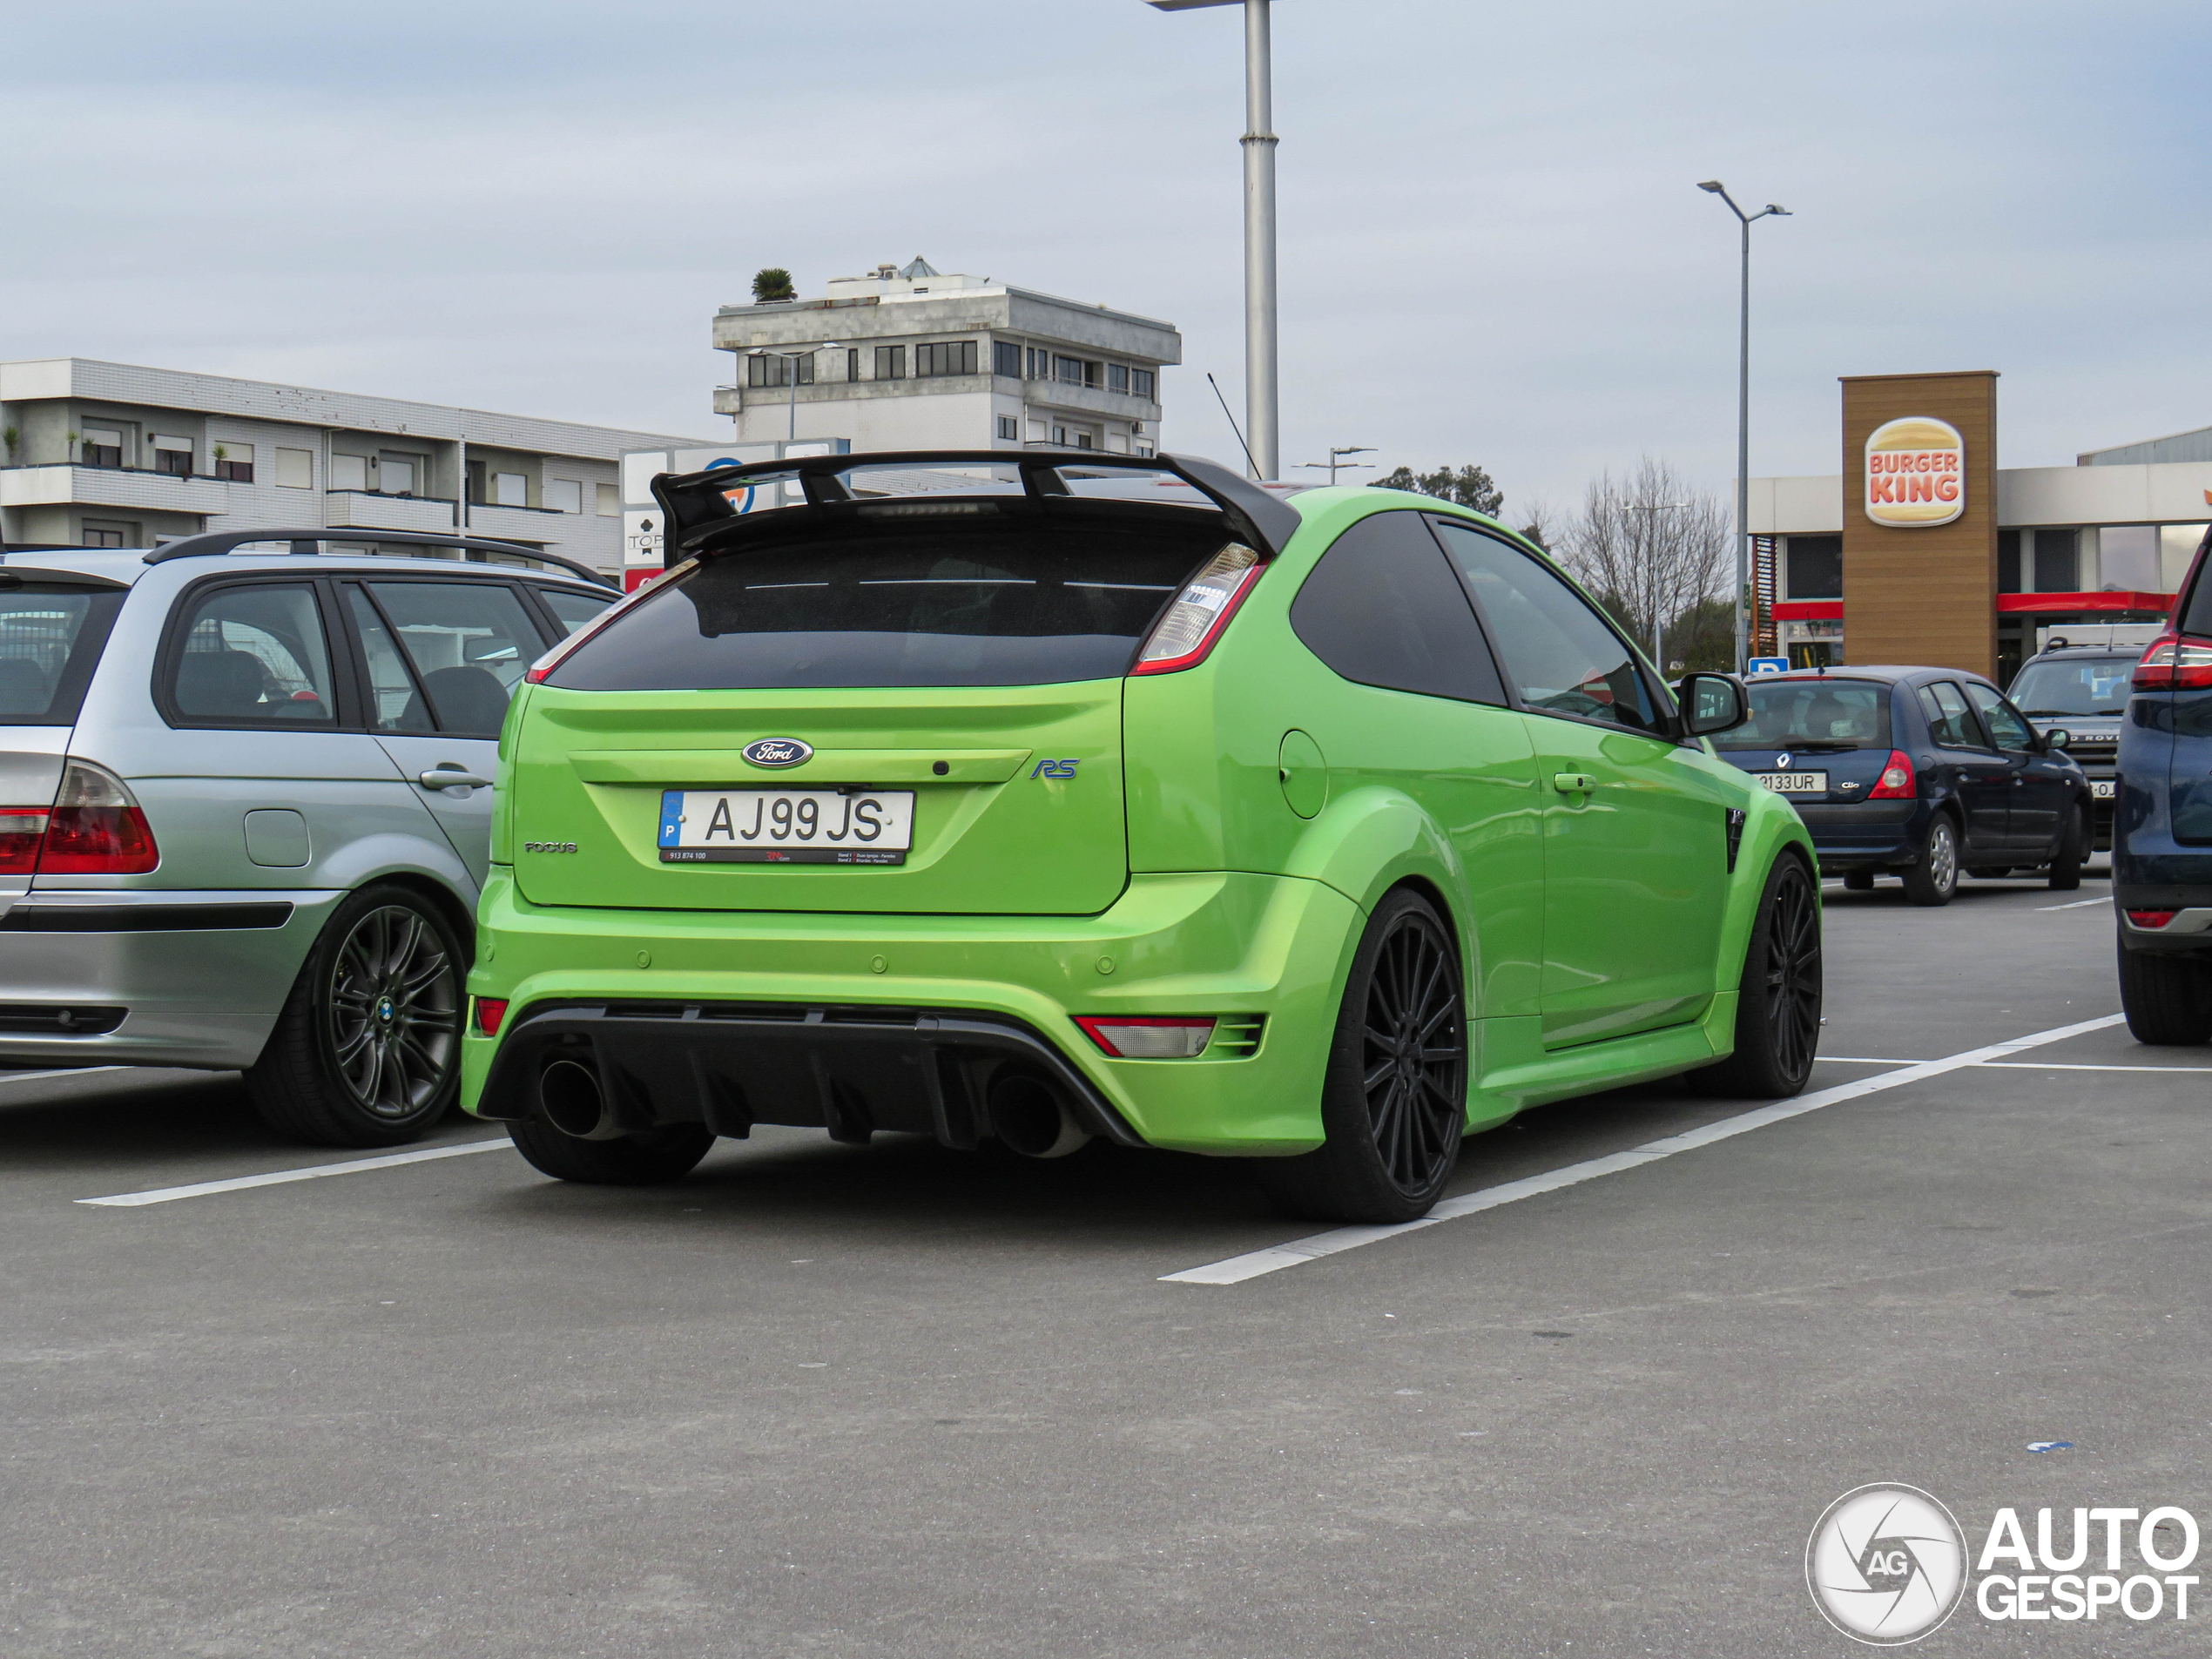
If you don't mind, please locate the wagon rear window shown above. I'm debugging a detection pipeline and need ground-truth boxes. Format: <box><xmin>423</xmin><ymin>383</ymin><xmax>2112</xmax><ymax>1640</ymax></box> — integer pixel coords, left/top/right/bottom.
<box><xmin>546</xmin><ymin>523</ymin><xmax>1227</xmax><ymax>691</ymax></box>
<box><xmin>0</xmin><ymin>587</ymin><xmax>125</xmax><ymax>725</ymax></box>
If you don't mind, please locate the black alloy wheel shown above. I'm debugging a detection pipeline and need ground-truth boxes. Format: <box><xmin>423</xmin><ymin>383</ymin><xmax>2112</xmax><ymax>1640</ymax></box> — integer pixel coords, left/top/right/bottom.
<box><xmin>1693</xmin><ymin>856</ymin><xmax>1823</xmax><ymax>1099</ymax></box>
<box><xmin>1255</xmin><ymin>889</ymin><xmax>1467</xmax><ymax>1223</ymax></box>
<box><xmin>1901</xmin><ymin>814</ymin><xmax>1959</xmax><ymax>907</ymax></box>
<box><xmin>248</xmin><ymin>885</ymin><xmax>467</xmax><ymax>1147</ymax></box>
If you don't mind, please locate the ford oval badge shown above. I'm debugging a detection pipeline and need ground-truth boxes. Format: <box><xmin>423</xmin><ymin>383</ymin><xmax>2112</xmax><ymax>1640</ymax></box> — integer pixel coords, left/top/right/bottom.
<box><xmin>743</xmin><ymin>738</ymin><xmax>813</xmax><ymax>769</ymax></box>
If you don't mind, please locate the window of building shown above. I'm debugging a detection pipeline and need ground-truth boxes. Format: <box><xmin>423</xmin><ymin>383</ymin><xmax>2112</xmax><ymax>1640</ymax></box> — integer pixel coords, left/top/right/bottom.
<box><xmin>151</xmin><ymin>435</ymin><xmax>193</xmax><ymax>477</ymax></box>
<box><xmin>595</xmin><ymin>482</ymin><xmax>620</xmax><ymax>516</ymax></box>
<box><xmin>1054</xmin><ymin>355</ymin><xmax>1100</xmax><ymax>388</ymax></box>
<box><xmin>545</xmin><ymin>478</ymin><xmax>583</xmax><ymax>514</ymax></box>
<box><xmin>874</xmin><ymin>345</ymin><xmax>906</xmax><ymax>381</ymax></box>
<box><xmin>1026</xmin><ymin>347</ymin><xmax>1049</xmax><ymax>381</ymax></box>
<box><xmin>1131</xmin><ymin>368</ymin><xmax>1156</xmax><ymax>400</ymax></box>
<box><xmin>996</xmin><ymin>416</ymin><xmax>1018</xmax><ymax>442</ymax></box>
<box><xmin>1784</xmin><ymin>534</ymin><xmax>1842</xmax><ymax>599</ymax></box>
<box><xmin>845</xmin><ymin>348</ymin><xmax>860</xmax><ymax>383</ymax></box>
<box><xmin>493</xmin><ymin>472</ymin><xmax>528</xmax><ymax>508</ymax></box>
<box><xmin>1107</xmin><ymin>363</ymin><xmax>1130</xmax><ymax>395</ymax></box>
<box><xmin>1027</xmin><ymin>419</ymin><xmax>1047</xmax><ymax>442</ymax></box>
<box><xmin>915</xmin><ymin>341</ymin><xmax>978</xmax><ymax>378</ymax></box>
<box><xmin>2095</xmin><ymin>525</ymin><xmax>2158</xmax><ymax>591</ymax></box>
<box><xmin>993</xmin><ymin>341</ymin><xmax>1022</xmax><ymax>379</ymax></box>
<box><xmin>1135</xmin><ymin>442</ymin><xmax>1154</xmax><ymax>458</ymax></box>
<box><xmin>1052</xmin><ymin>425</ymin><xmax>1068</xmax><ymax>446</ymax></box>
<box><xmin>274</xmin><ymin>448</ymin><xmax>314</xmax><ymax>489</ymax></box>
<box><xmin>2033</xmin><ymin>528</ymin><xmax>2079</xmax><ymax>592</ymax></box>
<box><xmin>213</xmin><ymin>442</ymin><xmax>254</xmax><ymax>483</ymax></box>
<box><xmin>331</xmin><ymin>453</ymin><xmax>369</xmax><ymax>492</ymax></box>
<box><xmin>746</xmin><ymin>352</ymin><xmax>814</xmax><ymax>388</ymax></box>
<box><xmin>1075</xmin><ymin>433</ymin><xmax>1095</xmax><ymax>450</ymax></box>
<box><xmin>80</xmin><ymin>428</ymin><xmax>125</xmax><ymax>469</ymax></box>
<box><xmin>80</xmin><ymin>520</ymin><xmax>138</xmax><ymax>549</ymax></box>
<box><xmin>1998</xmin><ymin>529</ymin><xmax>2022</xmax><ymax>593</ymax></box>
<box><xmin>377</xmin><ymin>454</ymin><xmax>421</xmax><ymax>496</ymax></box>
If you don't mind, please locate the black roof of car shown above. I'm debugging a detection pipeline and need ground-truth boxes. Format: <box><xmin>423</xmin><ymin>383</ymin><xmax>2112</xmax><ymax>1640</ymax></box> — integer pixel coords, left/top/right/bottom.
<box><xmin>1750</xmin><ymin>665</ymin><xmax>1993</xmax><ymax>688</ymax></box>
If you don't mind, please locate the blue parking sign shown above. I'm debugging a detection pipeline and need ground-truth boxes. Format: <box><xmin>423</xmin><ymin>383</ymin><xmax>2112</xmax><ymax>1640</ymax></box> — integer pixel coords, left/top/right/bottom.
<box><xmin>1747</xmin><ymin>657</ymin><xmax>1790</xmax><ymax>676</ymax></box>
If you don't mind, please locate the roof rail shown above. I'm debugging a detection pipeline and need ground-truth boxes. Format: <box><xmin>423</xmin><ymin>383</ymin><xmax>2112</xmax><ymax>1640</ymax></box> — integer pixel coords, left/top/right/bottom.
<box><xmin>141</xmin><ymin>529</ymin><xmax>616</xmax><ymax>588</ymax></box>
<box><xmin>650</xmin><ymin>448</ymin><xmax>1304</xmax><ymax>563</ymax></box>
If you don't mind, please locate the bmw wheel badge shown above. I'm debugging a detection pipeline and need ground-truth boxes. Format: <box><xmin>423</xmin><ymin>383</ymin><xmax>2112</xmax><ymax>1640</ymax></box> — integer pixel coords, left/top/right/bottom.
<box><xmin>742</xmin><ymin>738</ymin><xmax>813</xmax><ymax>769</ymax></box>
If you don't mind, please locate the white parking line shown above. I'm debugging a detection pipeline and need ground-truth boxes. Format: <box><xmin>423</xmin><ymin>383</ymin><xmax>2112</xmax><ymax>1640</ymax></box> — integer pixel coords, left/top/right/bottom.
<box><xmin>1976</xmin><ymin>1061</ymin><xmax>2212</xmax><ymax>1074</ymax></box>
<box><xmin>1816</xmin><ymin>1055</ymin><xmax>1925</xmax><ymax>1065</ymax></box>
<box><xmin>1161</xmin><ymin>1011</ymin><xmax>2128</xmax><ymax>1286</ymax></box>
<box><xmin>78</xmin><ymin>1138</ymin><xmax>513</xmax><ymax>1208</ymax></box>
<box><xmin>2037</xmin><ymin>897</ymin><xmax>2110</xmax><ymax>912</ymax></box>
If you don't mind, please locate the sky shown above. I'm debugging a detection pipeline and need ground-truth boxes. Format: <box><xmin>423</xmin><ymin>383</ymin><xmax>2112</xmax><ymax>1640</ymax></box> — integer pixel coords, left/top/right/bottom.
<box><xmin>5</xmin><ymin>0</ymin><xmax>2208</xmax><ymax>523</ymax></box>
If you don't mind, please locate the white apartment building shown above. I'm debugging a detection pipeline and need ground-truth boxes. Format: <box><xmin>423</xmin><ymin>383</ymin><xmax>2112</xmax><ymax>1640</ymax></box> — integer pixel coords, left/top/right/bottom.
<box><xmin>712</xmin><ymin>258</ymin><xmax>1180</xmax><ymax>457</ymax></box>
<box><xmin>0</xmin><ymin>359</ymin><xmax>712</xmax><ymax>577</ymax></box>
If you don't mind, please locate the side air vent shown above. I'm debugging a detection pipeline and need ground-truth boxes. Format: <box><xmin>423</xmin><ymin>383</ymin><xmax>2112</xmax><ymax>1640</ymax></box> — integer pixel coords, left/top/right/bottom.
<box><xmin>1205</xmin><ymin>1015</ymin><xmax>1267</xmax><ymax>1059</ymax></box>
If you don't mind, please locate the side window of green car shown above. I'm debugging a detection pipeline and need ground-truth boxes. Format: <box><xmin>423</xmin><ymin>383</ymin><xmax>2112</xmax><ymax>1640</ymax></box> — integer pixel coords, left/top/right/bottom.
<box><xmin>1289</xmin><ymin>511</ymin><xmax>1506</xmax><ymax>705</ymax></box>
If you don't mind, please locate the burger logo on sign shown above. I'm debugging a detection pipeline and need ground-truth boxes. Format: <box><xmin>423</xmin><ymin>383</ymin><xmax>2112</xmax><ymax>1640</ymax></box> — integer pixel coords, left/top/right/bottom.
<box><xmin>1865</xmin><ymin>416</ymin><xmax>1966</xmax><ymax>528</ymax></box>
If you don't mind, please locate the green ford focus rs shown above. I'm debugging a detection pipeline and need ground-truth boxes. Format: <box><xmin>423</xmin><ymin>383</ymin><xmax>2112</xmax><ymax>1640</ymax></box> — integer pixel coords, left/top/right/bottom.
<box><xmin>462</xmin><ymin>450</ymin><xmax>1819</xmax><ymax>1223</ymax></box>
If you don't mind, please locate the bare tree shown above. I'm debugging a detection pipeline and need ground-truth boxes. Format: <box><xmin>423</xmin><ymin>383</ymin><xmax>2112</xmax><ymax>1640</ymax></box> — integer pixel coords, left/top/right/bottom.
<box><xmin>1554</xmin><ymin>458</ymin><xmax>1732</xmax><ymax>672</ymax></box>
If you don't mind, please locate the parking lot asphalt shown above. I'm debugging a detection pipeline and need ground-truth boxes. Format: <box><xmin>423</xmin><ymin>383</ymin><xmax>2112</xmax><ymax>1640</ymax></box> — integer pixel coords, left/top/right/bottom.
<box><xmin>7</xmin><ymin>866</ymin><xmax>2211</xmax><ymax>1656</ymax></box>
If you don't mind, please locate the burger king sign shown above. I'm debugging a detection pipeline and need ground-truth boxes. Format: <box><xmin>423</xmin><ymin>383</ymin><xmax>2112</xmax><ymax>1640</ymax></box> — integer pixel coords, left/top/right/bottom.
<box><xmin>1865</xmin><ymin>415</ymin><xmax>1966</xmax><ymax>528</ymax></box>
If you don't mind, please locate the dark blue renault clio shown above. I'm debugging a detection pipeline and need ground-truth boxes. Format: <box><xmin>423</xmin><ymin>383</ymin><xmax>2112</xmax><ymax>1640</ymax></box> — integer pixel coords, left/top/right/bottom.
<box><xmin>1713</xmin><ymin>666</ymin><xmax>2091</xmax><ymax>906</ymax></box>
<box><xmin>2113</xmin><ymin>528</ymin><xmax>2212</xmax><ymax>1041</ymax></box>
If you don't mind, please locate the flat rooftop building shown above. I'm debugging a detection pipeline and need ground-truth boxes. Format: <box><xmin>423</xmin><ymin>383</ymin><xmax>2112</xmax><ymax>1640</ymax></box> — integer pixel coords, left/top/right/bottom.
<box><xmin>0</xmin><ymin>358</ymin><xmax>711</xmax><ymax>577</ymax></box>
<box><xmin>711</xmin><ymin>258</ymin><xmax>1180</xmax><ymax>458</ymax></box>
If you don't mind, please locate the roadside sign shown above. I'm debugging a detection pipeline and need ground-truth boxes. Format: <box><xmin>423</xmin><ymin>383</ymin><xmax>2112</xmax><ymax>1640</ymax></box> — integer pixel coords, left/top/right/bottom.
<box><xmin>1747</xmin><ymin>657</ymin><xmax>1790</xmax><ymax>676</ymax></box>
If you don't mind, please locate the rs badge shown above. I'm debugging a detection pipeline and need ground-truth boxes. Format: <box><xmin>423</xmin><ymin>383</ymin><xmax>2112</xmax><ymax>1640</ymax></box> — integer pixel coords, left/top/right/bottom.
<box><xmin>1029</xmin><ymin>759</ymin><xmax>1079</xmax><ymax>779</ymax></box>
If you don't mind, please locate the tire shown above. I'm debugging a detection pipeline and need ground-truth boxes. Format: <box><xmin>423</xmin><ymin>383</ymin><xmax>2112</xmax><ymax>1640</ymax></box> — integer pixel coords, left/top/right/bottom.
<box><xmin>1842</xmin><ymin>870</ymin><xmax>1874</xmax><ymax>892</ymax></box>
<box><xmin>246</xmin><ymin>884</ymin><xmax>467</xmax><ymax>1147</ymax></box>
<box><xmin>1254</xmin><ymin>889</ymin><xmax>1467</xmax><ymax>1224</ymax></box>
<box><xmin>1689</xmin><ymin>855</ymin><xmax>1823</xmax><ymax>1099</ymax></box>
<box><xmin>2047</xmin><ymin>804</ymin><xmax>2087</xmax><ymax>891</ymax></box>
<box><xmin>1900</xmin><ymin>814</ymin><xmax>1960</xmax><ymax>907</ymax></box>
<box><xmin>508</xmin><ymin>1117</ymin><xmax>717</xmax><ymax>1185</ymax></box>
<box><xmin>2118</xmin><ymin>937</ymin><xmax>2212</xmax><ymax>1045</ymax></box>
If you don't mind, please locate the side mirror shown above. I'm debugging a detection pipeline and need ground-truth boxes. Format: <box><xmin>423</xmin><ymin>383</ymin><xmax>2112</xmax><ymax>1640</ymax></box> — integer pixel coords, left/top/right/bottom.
<box><xmin>1681</xmin><ymin>671</ymin><xmax>1750</xmax><ymax>738</ymax></box>
<box><xmin>2044</xmin><ymin>727</ymin><xmax>2072</xmax><ymax>752</ymax></box>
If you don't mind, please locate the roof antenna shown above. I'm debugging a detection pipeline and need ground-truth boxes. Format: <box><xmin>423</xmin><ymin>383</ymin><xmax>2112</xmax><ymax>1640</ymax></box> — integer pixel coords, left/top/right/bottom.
<box><xmin>1206</xmin><ymin>373</ymin><xmax>1260</xmax><ymax>478</ymax></box>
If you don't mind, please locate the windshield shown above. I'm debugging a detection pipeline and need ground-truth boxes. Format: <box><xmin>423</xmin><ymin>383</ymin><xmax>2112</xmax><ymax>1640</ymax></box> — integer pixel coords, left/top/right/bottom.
<box><xmin>1716</xmin><ymin>678</ymin><xmax>1891</xmax><ymax>749</ymax></box>
<box><xmin>2007</xmin><ymin>655</ymin><xmax>2134</xmax><ymax>717</ymax></box>
<box><xmin>0</xmin><ymin>587</ymin><xmax>125</xmax><ymax>725</ymax></box>
<box><xmin>548</xmin><ymin>522</ymin><xmax>1228</xmax><ymax>691</ymax></box>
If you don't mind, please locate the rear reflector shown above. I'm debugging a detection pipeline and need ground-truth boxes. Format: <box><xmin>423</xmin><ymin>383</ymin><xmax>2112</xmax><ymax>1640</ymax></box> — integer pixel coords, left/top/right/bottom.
<box><xmin>1130</xmin><ymin>543</ymin><xmax>1263</xmax><ymax>676</ymax></box>
<box><xmin>2127</xmin><ymin>910</ymin><xmax>2178</xmax><ymax>929</ymax></box>
<box><xmin>1074</xmin><ymin>1015</ymin><xmax>1217</xmax><ymax>1058</ymax></box>
<box><xmin>2132</xmin><ymin>635</ymin><xmax>2212</xmax><ymax>690</ymax></box>
<box><xmin>1867</xmin><ymin>750</ymin><xmax>1917</xmax><ymax>799</ymax></box>
<box><xmin>474</xmin><ymin>997</ymin><xmax>509</xmax><ymax>1035</ymax></box>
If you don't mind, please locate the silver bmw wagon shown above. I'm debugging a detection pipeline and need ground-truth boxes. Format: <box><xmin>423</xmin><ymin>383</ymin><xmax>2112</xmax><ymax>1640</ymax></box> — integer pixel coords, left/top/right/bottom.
<box><xmin>0</xmin><ymin>529</ymin><xmax>616</xmax><ymax>1144</ymax></box>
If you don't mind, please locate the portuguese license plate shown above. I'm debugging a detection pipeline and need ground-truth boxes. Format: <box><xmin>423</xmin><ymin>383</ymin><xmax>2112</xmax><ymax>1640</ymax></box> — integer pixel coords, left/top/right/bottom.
<box><xmin>2092</xmin><ymin>779</ymin><xmax>2117</xmax><ymax>799</ymax></box>
<box><xmin>657</xmin><ymin>789</ymin><xmax>915</xmax><ymax>865</ymax></box>
<box><xmin>1755</xmin><ymin>771</ymin><xmax>1828</xmax><ymax>795</ymax></box>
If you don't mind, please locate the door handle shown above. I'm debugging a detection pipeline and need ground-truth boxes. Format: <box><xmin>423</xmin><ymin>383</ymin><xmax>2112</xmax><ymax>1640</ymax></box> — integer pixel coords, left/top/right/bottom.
<box><xmin>418</xmin><ymin>769</ymin><xmax>494</xmax><ymax>792</ymax></box>
<box><xmin>1552</xmin><ymin>772</ymin><xmax>1596</xmax><ymax>794</ymax></box>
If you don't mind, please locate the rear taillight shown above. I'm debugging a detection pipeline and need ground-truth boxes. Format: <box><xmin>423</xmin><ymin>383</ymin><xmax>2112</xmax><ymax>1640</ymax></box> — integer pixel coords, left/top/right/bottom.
<box><xmin>2132</xmin><ymin>634</ymin><xmax>2212</xmax><ymax>690</ymax></box>
<box><xmin>35</xmin><ymin>760</ymin><xmax>158</xmax><ymax>874</ymax></box>
<box><xmin>1074</xmin><ymin>1015</ymin><xmax>1217</xmax><ymax>1058</ymax></box>
<box><xmin>0</xmin><ymin>808</ymin><xmax>48</xmax><ymax>874</ymax></box>
<box><xmin>1867</xmin><ymin>750</ymin><xmax>1916</xmax><ymax>799</ymax></box>
<box><xmin>473</xmin><ymin>997</ymin><xmax>509</xmax><ymax>1035</ymax></box>
<box><xmin>2128</xmin><ymin>910</ymin><xmax>2177</xmax><ymax>929</ymax></box>
<box><xmin>523</xmin><ymin>563</ymin><xmax>691</xmax><ymax>685</ymax></box>
<box><xmin>1130</xmin><ymin>543</ymin><xmax>1263</xmax><ymax>676</ymax></box>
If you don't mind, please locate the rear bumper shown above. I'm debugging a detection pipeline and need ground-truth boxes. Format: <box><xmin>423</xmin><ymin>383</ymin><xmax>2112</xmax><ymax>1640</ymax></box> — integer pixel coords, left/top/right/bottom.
<box><xmin>1792</xmin><ymin>801</ymin><xmax>1925</xmax><ymax>870</ymax></box>
<box><xmin>0</xmin><ymin>889</ymin><xmax>337</xmax><ymax>1068</ymax></box>
<box><xmin>462</xmin><ymin>868</ymin><xmax>1363</xmax><ymax>1155</ymax></box>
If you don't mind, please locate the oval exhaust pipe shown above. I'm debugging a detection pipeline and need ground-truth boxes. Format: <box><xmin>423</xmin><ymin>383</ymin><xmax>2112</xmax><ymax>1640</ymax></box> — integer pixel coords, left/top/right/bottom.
<box><xmin>539</xmin><ymin>1058</ymin><xmax>621</xmax><ymax>1141</ymax></box>
<box><xmin>988</xmin><ymin>1072</ymin><xmax>1091</xmax><ymax>1159</ymax></box>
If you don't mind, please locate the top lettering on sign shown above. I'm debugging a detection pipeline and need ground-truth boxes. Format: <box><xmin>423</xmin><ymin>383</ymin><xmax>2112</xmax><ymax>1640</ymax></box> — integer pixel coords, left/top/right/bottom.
<box><xmin>1865</xmin><ymin>415</ymin><xmax>1966</xmax><ymax>528</ymax></box>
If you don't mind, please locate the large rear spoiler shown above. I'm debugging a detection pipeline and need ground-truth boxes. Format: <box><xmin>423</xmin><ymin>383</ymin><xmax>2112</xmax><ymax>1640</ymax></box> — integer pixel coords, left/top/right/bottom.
<box><xmin>650</xmin><ymin>449</ymin><xmax>1304</xmax><ymax>565</ymax></box>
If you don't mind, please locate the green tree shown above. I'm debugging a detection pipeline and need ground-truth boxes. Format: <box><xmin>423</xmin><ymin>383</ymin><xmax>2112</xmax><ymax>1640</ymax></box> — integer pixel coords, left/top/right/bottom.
<box><xmin>1368</xmin><ymin>463</ymin><xmax>1503</xmax><ymax>518</ymax></box>
<box><xmin>752</xmin><ymin>267</ymin><xmax>796</xmax><ymax>303</ymax></box>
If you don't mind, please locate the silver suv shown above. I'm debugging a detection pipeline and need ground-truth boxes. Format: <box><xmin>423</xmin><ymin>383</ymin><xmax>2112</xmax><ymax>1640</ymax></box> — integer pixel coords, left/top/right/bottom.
<box><xmin>0</xmin><ymin>529</ymin><xmax>616</xmax><ymax>1144</ymax></box>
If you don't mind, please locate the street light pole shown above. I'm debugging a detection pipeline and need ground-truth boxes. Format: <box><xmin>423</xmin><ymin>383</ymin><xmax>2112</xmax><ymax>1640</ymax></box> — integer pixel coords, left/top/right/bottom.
<box><xmin>747</xmin><ymin>342</ymin><xmax>842</xmax><ymax>443</ymax></box>
<box><xmin>1148</xmin><ymin>0</ymin><xmax>1278</xmax><ymax>481</ymax></box>
<box><xmin>1697</xmin><ymin>181</ymin><xmax>1789</xmax><ymax>673</ymax></box>
<box><xmin>1296</xmin><ymin>445</ymin><xmax>1375</xmax><ymax>484</ymax></box>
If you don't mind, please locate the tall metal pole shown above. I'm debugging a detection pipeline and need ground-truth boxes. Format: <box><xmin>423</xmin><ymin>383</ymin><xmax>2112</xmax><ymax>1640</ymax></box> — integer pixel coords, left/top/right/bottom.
<box><xmin>1734</xmin><ymin>213</ymin><xmax>1751</xmax><ymax>675</ymax></box>
<box><xmin>1243</xmin><ymin>0</ymin><xmax>1278</xmax><ymax>482</ymax></box>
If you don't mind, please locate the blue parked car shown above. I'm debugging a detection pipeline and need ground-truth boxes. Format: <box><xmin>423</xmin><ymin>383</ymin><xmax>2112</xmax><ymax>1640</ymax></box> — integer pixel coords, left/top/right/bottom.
<box><xmin>2113</xmin><ymin>528</ymin><xmax>2212</xmax><ymax>1042</ymax></box>
<box><xmin>1713</xmin><ymin>666</ymin><xmax>2091</xmax><ymax>906</ymax></box>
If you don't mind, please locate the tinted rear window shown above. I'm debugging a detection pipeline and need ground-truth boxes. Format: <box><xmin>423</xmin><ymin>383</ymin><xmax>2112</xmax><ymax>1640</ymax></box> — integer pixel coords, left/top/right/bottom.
<box><xmin>548</xmin><ymin>523</ymin><xmax>1224</xmax><ymax>691</ymax></box>
<box><xmin>1717</xmin><ymin>678</ymin><xmax>1890</xmax><ymax>749</ymax></box>
<box><xmin>2007</xmin><ymin>655</ymin><xmax>2134</xmax><ymax>717</ymax></box>
<box><xmin>0</xmin><ymin>587</ymin><xmax>125</xmax><ymax>725</ymax></box>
